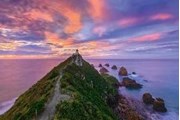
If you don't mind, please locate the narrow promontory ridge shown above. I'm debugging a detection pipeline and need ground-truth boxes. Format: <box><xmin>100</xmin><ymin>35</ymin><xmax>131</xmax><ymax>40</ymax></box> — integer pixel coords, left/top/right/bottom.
<box><xmin>0</xmin><ymin>50</ymin><xmax>143</xmax><ymax>120</ymax></box>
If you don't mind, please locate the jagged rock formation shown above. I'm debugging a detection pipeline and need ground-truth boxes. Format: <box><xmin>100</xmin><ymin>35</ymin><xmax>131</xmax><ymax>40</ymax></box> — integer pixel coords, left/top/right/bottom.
<box><xmin>119</xmin><ymin>67</ymin><xmax>128</xmax><ymax>76</ymax></box>
<box><xmin>122</xmin><ymin>77</ymin><xmax>142</xmax><ymax>89</ymax></box>
<box><xmin>99</xmin><ymin>67</ymin><xmax>109</xmax><ymax>73</ymax></box>
<box><xmin>111</xmin><ymin>65</ymin><xmax>117</xmax><ymax>70</ymax></box>
<box><xmin>99</xmin><ymin>64</ymin><xmax>102</xmax><ymax>67</ymax></box>
<box><xmin>153</xmin><ymin>98</ymin><xmax>167</xmax><ymax>112</ymax></box>
<box><xmin>105</xmin><ymin>63</ymin><xmax>110</xmax><ymax>67</ymax></box>
<box><xmin>142</xmin><ymin>93</ymin><xmax>154</xmax><ymax>104</ymax></box>
<box><xmin>142</xmin><ymin>93</ymin><xmax>167</xmax><ymax>113</ymax></box>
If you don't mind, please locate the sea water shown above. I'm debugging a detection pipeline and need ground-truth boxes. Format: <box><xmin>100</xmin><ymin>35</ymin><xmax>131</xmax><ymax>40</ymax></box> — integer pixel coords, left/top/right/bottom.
<box><xmin>0</xmin><ymin>59</ymin><xmax>178</xmax><ymax>119</ymax></box>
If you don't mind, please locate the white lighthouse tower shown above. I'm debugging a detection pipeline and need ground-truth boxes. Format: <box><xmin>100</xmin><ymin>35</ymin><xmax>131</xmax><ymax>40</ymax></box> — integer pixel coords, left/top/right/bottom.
<box><xmin>71</xmin><ymin>49</ymin><xmax>82</xmax><ymax>66</ymax></box>
<box><xmin>75</xmin><ymin>49</ymin><xmax>79</xmax><ymax>55</ymax></box>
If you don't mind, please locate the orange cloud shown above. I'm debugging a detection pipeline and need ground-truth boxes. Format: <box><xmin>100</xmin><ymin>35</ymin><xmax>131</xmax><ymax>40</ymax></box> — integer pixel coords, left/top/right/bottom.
<box><xmin>0</xmin><ymin>40</ymin><xmax>25</xmax><ymax>51</ymax></box>
<box><xmin>24</xmin><ymin>9</ymin><xmax>53</xmax><ymax>22</ymax></box>
<box><xmin>45</xmin><ymin>32</ymin><xmax>74</xmax><ymax>46</ymax></box>
<box><xmin>0</xmin><ymin>43</ymin><xmax>17</xmax><ymax>51</ymax></box>
<box><xmin>151</xmin><ymin>13</ymin><xmax>173</xmax><ymax>20</ymax></box>
<box><xmin>131</xmin><ymin>33</ymin><xmax>162</xmax><ymax>42</ymax></box>
<box><xmin>118</xmin><ymin>18</ymin><xmax>138</xmax><ymax>27</ymax></box>
<box><xmin>41</xmin><ymin>1</ymin><xmax>83</xmax><ymax>34</ymax></box>
<box><xmin>88</xmin><ymin>0</ymin><xmax>106</xmax><ymax>21</ymax></box>
<box><xmin>63</xmin><ymin>9</ymin><xmax>82</xmax><ymax>34</ymax></box>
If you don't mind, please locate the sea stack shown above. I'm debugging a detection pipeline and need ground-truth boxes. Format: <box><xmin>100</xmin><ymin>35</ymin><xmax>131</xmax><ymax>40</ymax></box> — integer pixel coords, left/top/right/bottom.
<box><xmin>99</xmin><ymin>64</ymin><xmax>102</xmax><ymax>67</ymax></box>
<box><xmin>122</xmin><ymin>77</ymin><xmax>142</xmax><ymax>89</ymax></box>
<box><xmin>153</xmin><ymin>98</ymin><xmax>167</xmax><ymax>112</ymax></box>
<box><xmin>142</xmin><ymin>93</ymin><xmax>154</xmax><ymax>104</ymax></box>
<box><xmin>99</xmin><ymin>67</ymin><xmax>109</xmax><ymax>74</ymax></box>
<box><xmin>119</xmin><ymin>66</ymin><xmax>128</xmax><ymax>76</ymax></box>
<box><xmin>105</xmin><ymin>63</ymin><xmax>110</xmax><ymax>67</ymax></box>
<box><xmin>111</xmin><ymin>65</ymin><xmax>117</xmax><ymax>70</ymax></box>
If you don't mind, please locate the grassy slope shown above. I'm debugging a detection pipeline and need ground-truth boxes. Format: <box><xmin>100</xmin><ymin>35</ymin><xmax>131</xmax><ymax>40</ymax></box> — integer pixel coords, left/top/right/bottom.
<box><xmin>54</xmin><ymin>60</ymin><xmax>118</xmax><ymax>120</ymax></box>
<box><xmin>0</xmin><ymin>57</ymin><xmax>72</xmax><ymax>120</ymax></box>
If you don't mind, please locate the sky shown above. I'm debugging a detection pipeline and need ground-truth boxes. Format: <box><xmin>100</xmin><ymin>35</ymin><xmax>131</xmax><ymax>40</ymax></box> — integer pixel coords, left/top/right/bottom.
<box><xmin>0</xmin><ymin>0</ymin><xmax>178</xmax><ymax>59</ymax></box>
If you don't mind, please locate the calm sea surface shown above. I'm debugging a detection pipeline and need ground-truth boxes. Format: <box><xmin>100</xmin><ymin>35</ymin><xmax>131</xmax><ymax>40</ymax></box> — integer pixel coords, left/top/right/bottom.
<box><xmin>0</xmin><ymin>59</ymin><xmax>178</xmax><ymax>119</ymax></box>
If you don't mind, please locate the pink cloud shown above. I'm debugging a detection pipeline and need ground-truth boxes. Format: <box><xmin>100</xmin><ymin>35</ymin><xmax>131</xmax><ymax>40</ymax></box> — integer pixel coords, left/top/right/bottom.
<box><xmin>151</xmin><ymin>13</ymin><xmax>173</xmax><ymax>20</ymax></box>
<box><xmin>88</xmin><ymin>0</ymin><xmax>106</xmax><ymax>22</ymax></box>
<box><xmin>118</xmin><ymin>18</ymin><xmax>138</xmax><ymax>27</ymax></box>
<box><xmin>131</xmin><ymin>33</ymin><xmax>162</xmax><ymax>42</ymax></box>
<box><xmin>93</xmin><ymin>26</ymin><xmax>107</xmax><ymax>37</ymax></box>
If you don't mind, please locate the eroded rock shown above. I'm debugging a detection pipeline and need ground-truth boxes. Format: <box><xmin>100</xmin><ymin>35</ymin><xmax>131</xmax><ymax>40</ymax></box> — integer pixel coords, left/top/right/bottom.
<box><xmin>105</xmin><ymin>63</ymin><xmax>110</xmax><ymax>67</ymax></box>
<box><xmin>111</xmin><ymin>65</ymin><xmax>117</xmax><ymax>70</ymax></box>
<box><xmin>119</xmin><ymin>67</ymin><xmax>128</xmax><ymax>76</ymax></box>
<box><xmin>153</xmin><ymin>98</ymin><xmax>167</xmax><ymax>112</ymax></box>
<box><xmin>142</xmin><ymin>93</ymin><xmax>154</xmax><ymax>104</ymax></box>
<box><xmin>99</xmin><ymin>64</ymin><xmax>102</xmax><ymax>67</ymax></box>
<box><xmin>122</xmin><ymin>77</ymin><xmax>142</xmax><ymax>89</ymax></box>
<box><xmin>99</xmin><ymin>67</ymin><xmax>109</xmax><ymax>73</ymax></box>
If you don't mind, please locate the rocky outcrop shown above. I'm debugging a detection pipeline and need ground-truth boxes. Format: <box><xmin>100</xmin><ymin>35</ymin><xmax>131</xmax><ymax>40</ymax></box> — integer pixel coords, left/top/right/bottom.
<box><xmin>122</xmin><ymin>77</ymin><xmax>142</xmax><ymax>89</ymax></box>
<box><xmin>142</xmin><ymin>93</ymin><xmax>154</xmax><ymax>104</ymax></box>
<box><xmin>112</xmin><ymin>94</ymin><xmax>144</xmax><ymax>120</ymax></box>
<box><xmin>99</xmin><ymin>67</ymin><xmax>109</xmax><ymax>73</ymax></box>
<box><xmin>119</xmin><ymin>67</ymin><xmax>128</xmax><ymax>76</ymax></box>
<box><xmin>142</xmin><ymin>93</ymin><xmax>167</xmax><ymax>113</ymax></box>
<box><xmin>99</xmin><ymin>64</ymin><xmax>102</xmax><ymax>67</ymax></box>
<box><xmin>111</xmin><ymin>65</ymin><xmax>117</xmax><ymax>70</ymax></box>
<box><xmin>105</xmin><ymin>63</ymin><xmax>110</xmax><ymax>67</ymax></box>
<box><xmin>153</xmin><ymin>98</ymin><xmax>167</xmax><ymax>112</ymax></box>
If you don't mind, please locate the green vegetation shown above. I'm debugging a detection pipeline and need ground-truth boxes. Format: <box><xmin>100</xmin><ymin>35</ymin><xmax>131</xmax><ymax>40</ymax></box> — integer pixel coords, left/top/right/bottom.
<box><xmin>54</xmin><ymin>61</ymin><xmax>118</xmax><ymax>120</ymax></box>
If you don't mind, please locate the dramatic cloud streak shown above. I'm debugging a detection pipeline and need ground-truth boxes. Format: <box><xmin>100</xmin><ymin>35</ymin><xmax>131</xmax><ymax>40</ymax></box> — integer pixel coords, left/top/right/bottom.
<box><xmin>130</xmin><ymin>33</ymin><xmax>162</xmax><ymax>42</ymax></box>
<box><xmin>0</xmin><ymin>0</ymin><xmax>178</xmax><ymax>59</ymax></box>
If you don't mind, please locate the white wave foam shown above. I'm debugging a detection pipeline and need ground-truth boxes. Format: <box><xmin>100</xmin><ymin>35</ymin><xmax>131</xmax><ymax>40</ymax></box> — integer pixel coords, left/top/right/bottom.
<box><xmin>159</xmin><ymin>111</ymin><xmax>178</xmax><ymax>120</ymax></box>
<box><xmin>0</xmin><ymin>98</ymin><xmax>17</xmax><ymax>115</ymax></box>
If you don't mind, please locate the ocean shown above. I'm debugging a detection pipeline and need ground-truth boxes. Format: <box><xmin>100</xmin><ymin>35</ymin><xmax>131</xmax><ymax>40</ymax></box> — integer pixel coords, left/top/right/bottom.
<box><xmin>0</xmin><ymin>59</ymin><xmax>178</xmax><ymax>119</ymax></box>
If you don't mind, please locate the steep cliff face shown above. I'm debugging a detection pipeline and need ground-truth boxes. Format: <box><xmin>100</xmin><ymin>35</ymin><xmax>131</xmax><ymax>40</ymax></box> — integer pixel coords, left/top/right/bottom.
<box><xmin>0</xmin><ymin>53</ymin><xmax>118</xmax><ymax>120</ymax></box>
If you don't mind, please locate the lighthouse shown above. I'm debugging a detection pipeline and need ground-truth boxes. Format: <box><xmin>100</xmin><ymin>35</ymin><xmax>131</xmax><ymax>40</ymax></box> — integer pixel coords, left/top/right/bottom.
<box><xmin>75</xmin><ymin>49</ymin><xmax>79</xmax><ymax>55</ymax></box>
<box><xmin>71</xmin><ymin>49</ymin><xmax>82</xmax><ymax>66</ymax></box>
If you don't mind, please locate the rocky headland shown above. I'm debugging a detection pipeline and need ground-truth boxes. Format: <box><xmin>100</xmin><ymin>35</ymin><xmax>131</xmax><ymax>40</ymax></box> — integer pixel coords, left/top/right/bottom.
<box><xmin>0</xmin><ymin>51</ymin><xmax>167</xmax><ymax>120</ymax></box>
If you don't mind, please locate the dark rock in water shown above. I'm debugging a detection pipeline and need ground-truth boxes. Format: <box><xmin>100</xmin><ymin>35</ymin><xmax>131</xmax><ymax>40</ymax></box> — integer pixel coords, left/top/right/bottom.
<box><xmin>99</xmin><ymin>64</ymin><xmax>102</xmax><ymax>67</ymax></box>
<box><xmin>132</xmin><ymin>72</ymin><xmax>136</xmax><ymax>74</ymax></box>
<box><xmin>119</xmin><ymin>66</ymin><xmax>128</xmax><ymax>76</ymax></box>
<box><xmin>156</xmin><ymin>98</ymin><xmax>164</xmax><ymax>102</ymax></box>
<box><xmin>142</xmin><ymin>93</ymin><xmax>154</xmax><ymax>104</ymax></box>
<box><xmin>122</xmin><ymin>77</ymin><xmax>142</xmax><ymax>89</ymax></box>
<box><xmin>99</xmin><ymin>67</ymin><xmax>109</xmax><ymax>73</ymax></box>
<box><xmin>105</xmin><ymin>63</ymin><xmax>110</xmax><ymax>67</ymax></box>
<box><xmin>111</xmin><ymin>65</ymin><xmax>117</xmax><ymax>70</ymax></box>
<box><xmin>153</xmin><ymin>98</ymin><xmax>167</xmax><ymax>112</ymax></box>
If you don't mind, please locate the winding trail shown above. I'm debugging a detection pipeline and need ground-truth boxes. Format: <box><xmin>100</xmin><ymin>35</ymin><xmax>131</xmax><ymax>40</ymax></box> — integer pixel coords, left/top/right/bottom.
<box><xmin>38</xmin><ymin>72</ymin><xmax>70</xmax><ymax>120</ymax></box>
